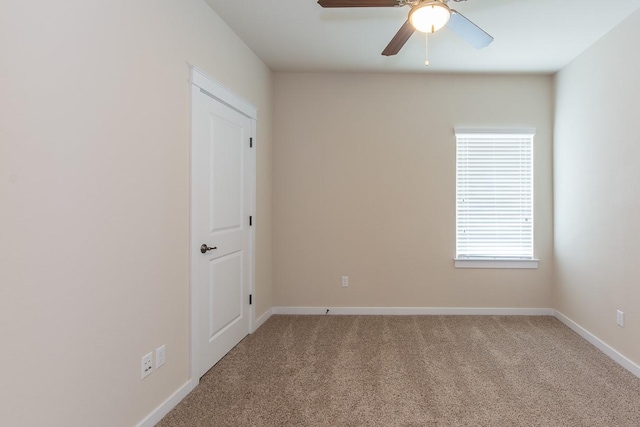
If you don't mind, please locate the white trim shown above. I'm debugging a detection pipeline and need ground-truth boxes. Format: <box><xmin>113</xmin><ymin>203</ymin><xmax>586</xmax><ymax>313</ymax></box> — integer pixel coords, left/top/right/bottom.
<box><xmin>454</xmin><ymin>259</ymin><xmax>539</xmax><ymax>269</ymax></box>
<box><xmin>254</xmin><ymin>308</ymin><xmax>273</xmax><ymax>331</ymax></box>
<box><xmin>554</xmin><ymin>310</ymin><xmax>640</xmax><ymax>379</ymax></box>
<box><xmin>135</xmin><ymin>380</ymin><xmax>194</xmax><ymax>427</ymax></box>
<box><xmin>272</xmin><ymin>307</ymin><xmax>554</xmax><ymax>316</ymax></box>
<box><xmin>189</xmin><ymin>80</ymin><xmax>202</xmax><ymax>388</ymax></box>
<box><xmin>454</xmin><ymin>127</ymin><xmax>536</xmax><ymax>136</ymax></box>
<box><xmin>190</xmin><ymin>66</ymin><xmax>257</xmax><ymax>120</ymax></box>
<box><xmin>248</xmin><ymin>120</ymin><xmax>257</xmax><ymax>333</ymax></box>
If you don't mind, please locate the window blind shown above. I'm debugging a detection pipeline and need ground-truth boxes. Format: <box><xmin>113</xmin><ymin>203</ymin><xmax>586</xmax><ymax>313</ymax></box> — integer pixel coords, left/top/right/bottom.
<box><xmin>455</xmin><ymin>130</ymin><xmax>534</xmax><ymax>259</ymax></box>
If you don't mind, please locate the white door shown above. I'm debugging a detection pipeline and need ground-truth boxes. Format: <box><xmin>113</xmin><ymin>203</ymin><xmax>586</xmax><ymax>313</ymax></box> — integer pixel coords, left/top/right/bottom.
<box><xmin>194</xmin><ymin>87</ymin><xmax>253</xmax><ymax>378</ymax></box>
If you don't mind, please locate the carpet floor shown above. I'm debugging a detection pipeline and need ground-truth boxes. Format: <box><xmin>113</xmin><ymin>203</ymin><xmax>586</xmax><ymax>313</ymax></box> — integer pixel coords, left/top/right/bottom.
<box><xmin>158</xmin><ymin>315</ymin><xmax>640</xmax><ymax>426</ymax></box>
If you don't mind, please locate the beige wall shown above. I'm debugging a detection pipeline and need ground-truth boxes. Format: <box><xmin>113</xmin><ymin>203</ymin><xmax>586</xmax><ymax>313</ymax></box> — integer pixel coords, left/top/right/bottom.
<box><xmin>273</xmin><ymin>73</ymin><xmax>553</xmax><ymax>308</ymax></box>
<box><xmin>0</xmin><ymin>1</ymin><xmax>272</xmax><ymax>426</ymax></box>
<box><xmin>554</xmin><ymin>9</ymin><xmax>640</xmax><ymax>366</ymax></box>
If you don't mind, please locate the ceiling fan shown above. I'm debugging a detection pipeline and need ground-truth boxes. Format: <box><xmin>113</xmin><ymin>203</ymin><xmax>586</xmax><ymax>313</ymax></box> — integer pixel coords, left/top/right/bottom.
<box><xmin>317</xmin><ymin>0</ymin><xmax>493</xmax><ymax>56</ymax></box>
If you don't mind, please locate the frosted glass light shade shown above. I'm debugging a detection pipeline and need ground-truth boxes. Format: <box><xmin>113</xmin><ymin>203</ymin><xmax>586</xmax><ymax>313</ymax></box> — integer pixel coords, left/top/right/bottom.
<box><xmin>409</xmin><ymin>2</ymin><xmax>451</xmax><ymax>33</ymax></box>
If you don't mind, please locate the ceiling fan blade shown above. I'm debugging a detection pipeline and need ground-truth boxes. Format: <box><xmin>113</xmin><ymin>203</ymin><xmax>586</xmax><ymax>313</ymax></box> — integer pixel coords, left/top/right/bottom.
<box><xmin>447</xmin><ymin>10</ymin><xmax>494</xmax><ymax>49</ymax></box>
<box><xmin>382</xmin><ymin>20</ymin><xmax>415</xmax><ymax>56</ymax></box>
<box><xmin>318</xmin><ymin>0</ymin><xmax>400</xmax><ymax>7</ymax></box>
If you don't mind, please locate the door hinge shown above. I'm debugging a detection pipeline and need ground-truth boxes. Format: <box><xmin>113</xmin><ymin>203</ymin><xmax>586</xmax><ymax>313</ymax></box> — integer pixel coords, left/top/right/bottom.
<box><xmin>249</xmin><ymin>294</ymin><xmax>253</xmax><ymax>305</ymax></box>
<box><xmin>250</xmin><ymin>137</ymin><xmax>253</xmax><ymax>148</ymax></box>
<box><xmin>249</xmin><ymin>216</ymin><xmax>253</xmax><ymax>226</ymax></box>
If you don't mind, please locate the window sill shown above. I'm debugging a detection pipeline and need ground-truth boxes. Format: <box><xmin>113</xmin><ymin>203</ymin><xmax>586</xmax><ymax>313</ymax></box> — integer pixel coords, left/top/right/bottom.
<box><xmin>454</xmin><ymin>258</ymin><xmax>539</xmax><ymax>269</ymax></box>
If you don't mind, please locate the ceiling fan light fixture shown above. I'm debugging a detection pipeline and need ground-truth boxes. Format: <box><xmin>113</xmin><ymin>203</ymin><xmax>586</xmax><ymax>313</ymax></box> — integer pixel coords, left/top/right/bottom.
<box><xmin>409</xmin><ymin>1</ymin><xmax>451</xmax><ymax>33</ymax></box>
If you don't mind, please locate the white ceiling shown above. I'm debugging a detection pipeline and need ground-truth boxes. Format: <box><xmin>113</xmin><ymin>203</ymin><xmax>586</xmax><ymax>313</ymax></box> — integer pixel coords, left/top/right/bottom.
<box><xmin>204</xmin><ymin>0</ymin><xmax>640</xmax><ymax>73</ymax></box>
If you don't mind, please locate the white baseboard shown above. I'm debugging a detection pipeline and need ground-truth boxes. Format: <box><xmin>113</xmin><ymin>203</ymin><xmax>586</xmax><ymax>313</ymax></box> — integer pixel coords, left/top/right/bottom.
<box><xmin>553</xmin><ymin>310</ymin><xmax>640</xmax><ymax>379</ymax></box>
<box><xmin>272</xmin><ymin>306</ymin><xmax>554</xmax><ymax>316</ymax></box>
<box><xmin>253</xmin><ymin>308</ymin><xmax>273</xmax><ymax>332</ymax></box>
<box><xmin>135</xmin><ymin>380</ymin><xmax>194</xmax><ymax>427</ymax></box>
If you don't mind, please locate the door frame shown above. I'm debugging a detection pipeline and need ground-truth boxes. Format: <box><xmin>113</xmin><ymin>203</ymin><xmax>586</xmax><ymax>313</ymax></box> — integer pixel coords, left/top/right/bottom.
<box><xmin>189</xmin><ymin>66</ymin><xmax>257</xmax><ymax>385</ymax></box>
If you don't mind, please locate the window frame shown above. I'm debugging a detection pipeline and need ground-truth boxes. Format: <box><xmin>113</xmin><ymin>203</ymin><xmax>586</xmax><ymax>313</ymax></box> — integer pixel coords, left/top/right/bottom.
<box><xmin>454</xmin><ymin>128</ymin><xmax>539</xmax><ymax>269</ymax></box>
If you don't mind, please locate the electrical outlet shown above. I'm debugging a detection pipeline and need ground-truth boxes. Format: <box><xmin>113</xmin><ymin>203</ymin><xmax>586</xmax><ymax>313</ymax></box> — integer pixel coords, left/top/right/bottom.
<box><xmin>141</xmin><ymin>352</ymin><xmax>153</xmax><ymax>379</ymax></box>
<box><xmin>156</xmin><ymin>345</ymin><xmax>166</xmax><ymax>369</ymax></box>
<box><xmin>617</xmin><ymin>310</ymin><xmax>625</xmax><ymax>327</ymax></box>
<box><xmin>341</xmin><ymin>276</ymin><xmax>349</xmax><ymax>288</ymax></box>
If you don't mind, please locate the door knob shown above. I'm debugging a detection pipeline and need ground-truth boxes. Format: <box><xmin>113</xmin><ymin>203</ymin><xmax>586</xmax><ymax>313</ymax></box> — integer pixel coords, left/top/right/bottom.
<box><xmin>200</xmin><ymin>244</ymin><xmax>217</xmax><ymax>254</ymax></box>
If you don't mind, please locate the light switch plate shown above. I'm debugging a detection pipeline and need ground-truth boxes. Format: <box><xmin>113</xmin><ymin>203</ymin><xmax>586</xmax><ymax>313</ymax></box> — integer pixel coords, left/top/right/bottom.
<box><xmin>617</xmin><ymin>310</ymin><xmax>624</xmax><ymax>327</ymax></box>
<box><xmin>156</xmin><ymin>345</ymin><xmax>166</xmax><ymax>369</ymax></box>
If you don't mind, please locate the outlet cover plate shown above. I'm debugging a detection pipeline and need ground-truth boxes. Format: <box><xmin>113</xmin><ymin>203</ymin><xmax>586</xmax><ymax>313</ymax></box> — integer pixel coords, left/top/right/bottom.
<box><xmin>141</xmin><ymin>352</ymin><xmax>153</xmax><ymax>379</ymax></box>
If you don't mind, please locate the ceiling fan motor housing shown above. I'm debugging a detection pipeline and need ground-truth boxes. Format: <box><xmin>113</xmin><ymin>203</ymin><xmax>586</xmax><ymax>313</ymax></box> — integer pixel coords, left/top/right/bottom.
<box><xmin>409</xmin><ymin>1</ymin><xmax>452</xmax><ymax>33</ymax></box>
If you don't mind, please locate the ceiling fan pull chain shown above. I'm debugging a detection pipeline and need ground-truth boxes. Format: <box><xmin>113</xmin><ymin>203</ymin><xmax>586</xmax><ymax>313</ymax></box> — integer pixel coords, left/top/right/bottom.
<box><xmin>425</xmin><ymin>32</ymin><xmax>430</xmax><ymax>66</ymax></box>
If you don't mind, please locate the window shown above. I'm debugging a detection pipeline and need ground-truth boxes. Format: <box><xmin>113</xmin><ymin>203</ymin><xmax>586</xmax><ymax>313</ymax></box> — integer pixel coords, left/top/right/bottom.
<box><xmin>455</xmin><ymin>128</ymin><xmax>538</xmax><ymax>269</ymax></box>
